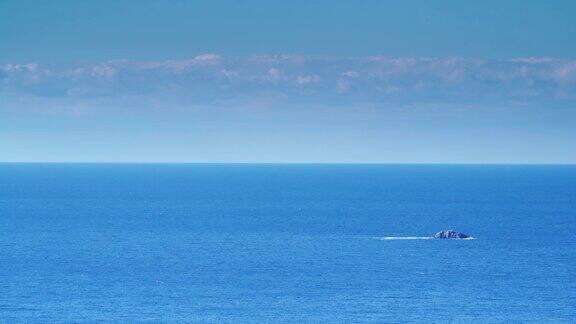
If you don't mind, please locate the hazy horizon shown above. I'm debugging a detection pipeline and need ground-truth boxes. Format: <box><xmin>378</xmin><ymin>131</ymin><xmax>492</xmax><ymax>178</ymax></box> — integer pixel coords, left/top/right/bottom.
<box><xmin>2</xmin><ymin>1</ymin><xmax>575</xmax><ymax>163</ymax></box>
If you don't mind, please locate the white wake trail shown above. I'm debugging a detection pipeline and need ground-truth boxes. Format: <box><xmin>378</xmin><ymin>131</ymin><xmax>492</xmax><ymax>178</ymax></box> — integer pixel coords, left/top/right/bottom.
<box><xmin>377</xmin><ymin>236</ymin><xmax>434</xmax><ymax>240</ymax></box>
<box><xmin>374</xmin><ymin>236</ymin><xmax>476</xmax><ymax>240</ymax></box>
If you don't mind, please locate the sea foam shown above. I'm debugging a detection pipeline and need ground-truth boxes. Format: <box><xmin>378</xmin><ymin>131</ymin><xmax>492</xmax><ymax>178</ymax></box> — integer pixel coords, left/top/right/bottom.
<box><xmin>376</xmin><ymin>236</ymin><xmax>476</xmax><ymax>240</ymax></box>
<box><xmin>378</xmin><ymin>236</ymin><xmax>434</xmax><ymax>240</ymax></box>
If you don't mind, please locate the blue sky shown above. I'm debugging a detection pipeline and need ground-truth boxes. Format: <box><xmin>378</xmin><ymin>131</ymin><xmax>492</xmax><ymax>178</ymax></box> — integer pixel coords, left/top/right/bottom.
<box><xmin>1</xmin><ymin>1</ymin><xmax>575</xmax><ymax>163</ymax></box>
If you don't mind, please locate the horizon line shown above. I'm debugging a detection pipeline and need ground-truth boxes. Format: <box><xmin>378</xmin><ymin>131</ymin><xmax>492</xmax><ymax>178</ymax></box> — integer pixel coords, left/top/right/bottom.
<box><xmin>1</xmin><ymin>162</ymin><xmax>575</xmax><ymax>166</ymax></box>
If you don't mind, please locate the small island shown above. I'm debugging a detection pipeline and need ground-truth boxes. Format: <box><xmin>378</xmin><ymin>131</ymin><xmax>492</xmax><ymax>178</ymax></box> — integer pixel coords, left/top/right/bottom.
<box><xmin>434</xmin><ymin>230</ymin><xmax>471</xmax><ymax>239</ymax></box>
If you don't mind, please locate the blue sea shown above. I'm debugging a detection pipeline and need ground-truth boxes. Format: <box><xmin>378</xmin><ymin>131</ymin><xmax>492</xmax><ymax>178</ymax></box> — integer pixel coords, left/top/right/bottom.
<box><xmin>0</xmin><ymin>164</ymin><xmax>574</xmax><ymax>322</ymax></box>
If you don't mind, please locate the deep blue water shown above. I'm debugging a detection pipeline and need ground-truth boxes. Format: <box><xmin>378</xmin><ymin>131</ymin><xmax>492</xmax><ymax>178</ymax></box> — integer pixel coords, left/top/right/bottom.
<box><xmin>0</xmin><ymin>164</ymin><xmax>575</xmax><ymax>322</ymax></box>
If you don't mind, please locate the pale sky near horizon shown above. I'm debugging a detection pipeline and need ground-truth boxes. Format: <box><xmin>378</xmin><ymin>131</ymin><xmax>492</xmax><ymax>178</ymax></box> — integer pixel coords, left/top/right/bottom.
<box><xmin>1</xmin><ymin>0</ymin><xmax>575</xmax><ymax>163</ymax></box>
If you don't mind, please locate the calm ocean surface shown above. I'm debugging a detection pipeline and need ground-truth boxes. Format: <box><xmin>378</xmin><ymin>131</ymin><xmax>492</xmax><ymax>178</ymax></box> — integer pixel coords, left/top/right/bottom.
<box><xmin>0</xmin><ymin>164</ymin><xmax>574</xmax><ymax>322</ymax></box>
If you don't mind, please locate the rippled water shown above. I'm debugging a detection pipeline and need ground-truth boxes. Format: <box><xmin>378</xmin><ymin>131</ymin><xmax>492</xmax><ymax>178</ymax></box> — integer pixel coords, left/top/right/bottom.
<box><xmin>1</xmin><ymin>164</ymin><xmax>574</xmax><ymax>322</ymax></box>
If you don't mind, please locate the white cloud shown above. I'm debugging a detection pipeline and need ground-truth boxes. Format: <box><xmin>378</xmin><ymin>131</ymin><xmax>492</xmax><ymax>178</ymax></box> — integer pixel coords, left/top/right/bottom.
<box><xmin>2</xmin><ymin>63</ymin><xmax>38</xmax><ymax>72</ymax></box>
<box><xmin>266</xmin><ymin>68</ymin><xmax>282</xmax><ymax>81</ymax></box>
<box><xmin>296</xmin><ymin>75</ymin><xmax>319</xmax><ymax>85</ymax></box>
<box><xmin>64</xmin><ymin>63</ymin><xmax>121</xmax><ymax>79</ymax></box>
<box><xmin>194</xmin><ymin>53</ymin><xmax>220</xmax><ymax>61</ymax></box>
<box><xmin>553</xmin><ymin>62</ymin><xmax>576</xmax><ymax>83</ymax></box>
<box><xmin>342</xmin><ymin>71</ymin><xmax>359</xmax><ymax>78</ymax></box>
<box><xmin>337</xmin><ymin>80</ymin><xmax>351</xmax><ymax>93</ymax></box>
<box><xmin>1</xmin><ymin>56</ymin><xmax>574</xmax><ymax>109</ymax></box>
<box><xmin>220</xmin><ymin>69</ymin><xmax>239</xmax><ymax>80</ymax></box>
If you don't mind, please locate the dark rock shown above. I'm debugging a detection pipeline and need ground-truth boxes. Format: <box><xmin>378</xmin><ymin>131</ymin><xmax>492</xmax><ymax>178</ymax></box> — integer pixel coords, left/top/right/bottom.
<box><xmin>434</xmin><ymin>230</ymin><xmax>470</xmax><ymax>239</ymax></box>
